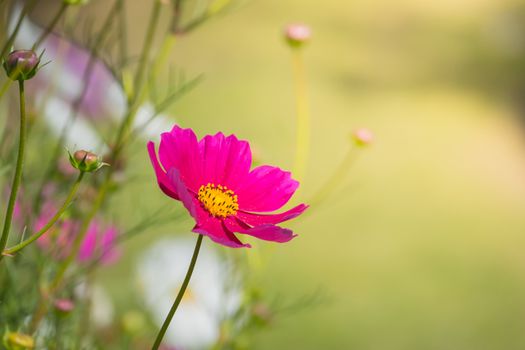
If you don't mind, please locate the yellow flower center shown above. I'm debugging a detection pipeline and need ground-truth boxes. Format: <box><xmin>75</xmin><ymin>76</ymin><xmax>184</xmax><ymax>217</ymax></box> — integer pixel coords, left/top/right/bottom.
<box><xmin>197</xmin><ymin>183</ymin><xmax>239</xmax><ymax>218</ymax></box>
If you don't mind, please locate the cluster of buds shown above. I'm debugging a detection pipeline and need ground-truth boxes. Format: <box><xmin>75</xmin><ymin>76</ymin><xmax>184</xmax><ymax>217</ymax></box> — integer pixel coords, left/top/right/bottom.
<box><xmin>68</xmin><ymin>150</ymin><xmax>108</xmax><ymax>173</ymax></box>
<box><xmin>3</xmin><ymin>50</ymin><xmax>41</xmax><ymax>81</ymax></box>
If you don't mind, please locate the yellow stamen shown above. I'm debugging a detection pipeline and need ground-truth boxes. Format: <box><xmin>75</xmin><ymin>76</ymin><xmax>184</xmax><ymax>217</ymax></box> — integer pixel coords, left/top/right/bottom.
<box><xmin>197</xmin><ymin>183</ymin><xmax>239</xmax><ymax>218</ymax></box>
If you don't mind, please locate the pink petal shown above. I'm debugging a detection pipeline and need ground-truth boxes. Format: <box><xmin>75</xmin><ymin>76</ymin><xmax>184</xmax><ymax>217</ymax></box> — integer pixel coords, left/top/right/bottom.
<box><xmin>224</xmin><ymin>218</ymin><xmax>297</xmax><ymax>243</ymax></box>
<box><xmin>193</xmin><ymin>221</ymin><xmax>250</xmax><ymax>248</ymax></box>
<box><xmin>100</xmin><ymin>226</ymin><xmax>120</xmax><ymax>265</ymax></box>
<box><xmin>159</xmin><ymin>126</ymin><xmax>203</xmax><ymax>192</ymax></box>
<box><xmin>147</xmin><ymin>141</ymin><xmax>179</xmax><ymax>200</ymax></box>
<box><xmin>168</xmin><ymin>168</ymin><xmax>199</xmax><ymax>219</ymax></box>
<box><xmin>236</xmin><ymin>204</ymin><xmax>308</xmax><ymax>226</ymax></box>
<box><xmin>199</xmin><ymin>132</ymin><xmax>252</xmax><ymax>189</ymax></box>
<box><xmin>235</xmin><ymin>165</ymin><xmax>299</xmax><ymax>212</ymax></box>
<box><xmin>168</xmin><ymin>168</ymin><xmax>250</xmax><ymax>248</ymax></box>
<box><xmin>78</xmin><ymin>222</ymin><xmax>98</xmax><ymax>262</ymax></box>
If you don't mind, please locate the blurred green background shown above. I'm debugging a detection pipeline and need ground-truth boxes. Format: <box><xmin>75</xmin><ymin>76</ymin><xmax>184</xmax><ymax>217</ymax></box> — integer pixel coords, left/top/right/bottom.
<box><xmin>77</xmin><ymin>0</ymin><xmax>525</xmax><ymax>348</ymax></box>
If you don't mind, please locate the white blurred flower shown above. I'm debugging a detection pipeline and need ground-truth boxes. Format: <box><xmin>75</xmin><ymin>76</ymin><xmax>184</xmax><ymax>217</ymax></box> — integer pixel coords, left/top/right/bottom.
<box><xmin>137</xmin><ymin>237</ymin><xmax>242</xmax><ymax>350</ymax></box>
<box><xmin>90</xmin><ymin>284</ymin><xmax>115</xmax><ymax>328</ymax></box>
<box><xmin>75</xmin><ymin>282</ymin><xmax>115</xmax><ymax>329</ymax></box>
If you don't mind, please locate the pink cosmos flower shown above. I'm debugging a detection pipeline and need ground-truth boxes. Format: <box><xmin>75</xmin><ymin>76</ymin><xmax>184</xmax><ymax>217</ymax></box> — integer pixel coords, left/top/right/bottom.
<box><xmin>148</xmin><ymin>126</ymin><xmax>308</xmax><ymax>248</ymax></box>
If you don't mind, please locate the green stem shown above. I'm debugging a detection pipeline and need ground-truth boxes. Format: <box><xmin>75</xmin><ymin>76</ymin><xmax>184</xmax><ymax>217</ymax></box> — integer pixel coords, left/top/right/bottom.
<box><xmin>151</xmin><ymin>234</ymin><xmax>203</xmax><ymax>350</ymax></box>
<box><xmin>3</xmin><ymin>171</ymin><xmax>85</xmax><ymax>256</ymax></box>
<box><xmin>49</xmin><ymin>179</ymin><xmax>108</xmax><ymax>291</ymax></box>
<box><xmin>308</xmin><ymin>144</ymin><xmax>358</xmax><ymax>206</ymax></box>
<box><xmin>32</xmin><ymin>2</ymin><xmax>69</xmax><ymax>50</ymax></box>
<box><xmin>133</xmin><ymin>0</ymin><xmax>162</xmax><ymax>98</ymax></box>
<box><xmin>113</xmin><ymin>0</ymin><xmax>162</xmax><ymax>157</ymax></box>
<box><xmin>148</xmin><ymin>32</ymin><xmax>176</xmax><ymax>98</ymax></box>
<box><xmin>0</xmin><ymin>80</ymin><xmax>26</xmax><ymax>263</ymax></box>
<box><xmin>117</xmin><ymin>0</ymin><xmax>128</xmax><ymax>68</ymax></box>
<box><xmin>291</xmin><ymin>49</ymin><xmax>310</xmax><ymax>184</ymax></box>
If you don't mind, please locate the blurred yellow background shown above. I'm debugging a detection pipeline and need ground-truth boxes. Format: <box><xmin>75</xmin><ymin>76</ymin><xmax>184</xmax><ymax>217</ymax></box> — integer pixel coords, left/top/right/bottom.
<box><xmin>80</xmin><ymin>0</ymin><xmax>525</xmax><ymax>348</ymax></box>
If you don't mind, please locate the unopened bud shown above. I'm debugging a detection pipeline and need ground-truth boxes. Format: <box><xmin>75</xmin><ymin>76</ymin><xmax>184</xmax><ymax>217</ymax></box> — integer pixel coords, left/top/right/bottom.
<box><xmin>3</xmin><ymin>50</ymin><xmax>40</xmax><ymax>81</ymax></box>
<box><xmin>284</xmin><ymin>24</ymin><xmax>311</xmax><ymax>48</ymax></box>
<box><xmin>69</xmin><ymin>150</ymin><xmax>108</xmax><ymax>173</ymax></box>
<box><xmin>54</xmin><ymin>298</ymin><xmax>75</xmax><ymax>315</ymax></box>
<box><xmin>252</xmin><ymin>303</ymin><xmax>273</xmax><ymax>325</ymax></box>
<box><xmin>351</xmin><ymin>128</ymin><xmax>373</xmax><ymax>146</ymax></box>
<box><xmin>3</xmin><ymin>332</ymin><xmax>34</xmax><ymax>350</ymax></box>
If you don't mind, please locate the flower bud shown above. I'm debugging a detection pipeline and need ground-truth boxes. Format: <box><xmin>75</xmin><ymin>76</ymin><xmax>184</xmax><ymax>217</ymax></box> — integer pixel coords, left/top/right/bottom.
<box><xmin>68</xmin><ymin>150</ymin><xmax>108</xmax><ymax>173</ymax></box>
<box><xmin>54</xmin><ymin>298</ymin><xmax>75</xmax><ymax>315</ymax></box>
<box><xmin>252</xmin><ymin>303</ymin><xmax>273</xmax><ymax>326</ymax></box>
<box><xmin>351</xmin><ymin>128</ymin><xmax>373</xmax><ymax>146</ymax></box>
<box><xmin>284</xmin><ymin>24</ymin><xmax>311</xmax><ymax>48</ymax></box>
<box><xmin>3</xmin><ymin>332</ymin><xmax>34</xmax><ymax>350</ymax></box>
<box><xmin>3</xmin><ymin>50</ymin><xmax>40</xmax><ymax>81</ymax></box>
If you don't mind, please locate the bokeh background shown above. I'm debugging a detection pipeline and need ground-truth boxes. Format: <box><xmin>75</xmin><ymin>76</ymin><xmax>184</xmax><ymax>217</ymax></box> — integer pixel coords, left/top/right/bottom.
<box><xmin>30</xmin><ymin>0</ymin><xmax>525</xmax><ymax>348</ymax></box>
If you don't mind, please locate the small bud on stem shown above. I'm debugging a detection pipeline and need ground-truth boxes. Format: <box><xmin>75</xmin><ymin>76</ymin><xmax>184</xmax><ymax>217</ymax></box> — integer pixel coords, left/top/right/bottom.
<box><xmin>54</xmin><ymin>298</ymin><xmax>75</xmax><ymax>315</ymax></box>
<box><xmin>284</xmin><ymin>24</ymin><xmax>311</xmax><ymax>49</ymax></box>
<box><xmin>69</xmin><ymin>150</ymin><xmax>108</xmax><ymax>173</ymax></box>
<box><xmin>352</xmin><ymin>128</ymin><xmax>373</xmax><ymax>146</ymax></box>
<box><xmin>3</xmin><ymin>50</ymin><xmax>40</xmax><ymax>81</ymax></box>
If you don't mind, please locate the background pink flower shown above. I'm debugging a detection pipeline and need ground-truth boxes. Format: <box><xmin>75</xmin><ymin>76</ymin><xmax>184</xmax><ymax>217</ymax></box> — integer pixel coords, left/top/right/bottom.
<box><xmin>35</xmin><ymin>202</ymin><xmax>120</xmax><ymax>264</ymax></box>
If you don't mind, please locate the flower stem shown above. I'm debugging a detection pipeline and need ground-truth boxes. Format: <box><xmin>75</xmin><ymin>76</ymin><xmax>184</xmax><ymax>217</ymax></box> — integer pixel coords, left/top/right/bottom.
<box><xmin>291</xmin><ymin>49</ymin><xmax>311</xmax><ymax>184</ymax></box>
<box><xmin>3</xmin><ymin>171</ymin><xmax>85</xmax><ymax>256</ymax></box>
<box><xmin>148</xmin><ymin>33</ymin><xmax>176</xmax><ymax>98</ymax></box>
<box><xmin>308</xmin><ymin>143</ymin><xmax>358</xmax><ymax>206</ymax></box>
<box><xmin>32</xmin><ymin>2</ymin><xmax>69</xmax><ymax>50</ymax></box>
<box><xmin>0</xmin><ymin>80</ymin><xmax>26</xmax><ymax>263</ymax></box>
<box><xmin>151</xmin><ymin>234</ymin><xmax>203</xmax><ymax>350</ymax></box>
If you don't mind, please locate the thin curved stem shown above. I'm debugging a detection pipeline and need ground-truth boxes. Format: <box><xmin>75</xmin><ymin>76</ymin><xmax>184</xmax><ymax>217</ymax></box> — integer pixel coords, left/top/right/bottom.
<box><xmin>308</xmin><ymin>144</ymin><xmax>358</xmax><ymax>207</ymax></box>
<box><xmin>291</xmin><ymin>49</ymin><xmax>310</xmax><ymax>184</ymax></box>
<box><xmin>0</xmin><ymin>80</ymin><xmax>26</xmax><ymax>263</ymax></box>
<box><xmin>151</xmin><ymin>234</ymin><xmax>203</xmax><ymax>350</ymax></box>
<box><xmin>32</xmin><ymin>2</ymin><xmax>69</xmax><ymax>50</ymax></box>
<box><xmin>114</xmin><ymin>0</ymin><xmax>162</xmax><ymax>155</ymax></box>
<box><xmin>49</xmin><ymin>179</ymin><xmax>108</xmax><ymax>291</ymax></box>
<box><xmin>3</xmin><ymin>171</ymin><xmax>85</xmax><ymax>256</ymax></box>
